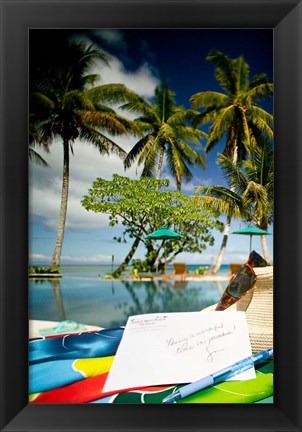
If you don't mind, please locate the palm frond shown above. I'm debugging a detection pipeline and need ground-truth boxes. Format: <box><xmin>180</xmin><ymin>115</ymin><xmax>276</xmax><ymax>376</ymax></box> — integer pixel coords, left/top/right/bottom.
<box><xmin>166</xmin><ymin>144</ymin><xmax>193</xmax><ymax>189</ymax></box>
<box><xmin>190</xmin><ymin>91</ymin><xmax>228</xmax><ymax>109</ymax></box>
<box><xmin>249</xmin><ymin>114</ymin><xmax>274</xmax><ymax>140</ymax></box>
<box><xmin>173</xmin><ymin>139</ymin><xmax>207</xmax><ymax>169</ymax></box>
<box><xmin>244</xmin><ymin>141</ymin><xmax>274</xmax><ymax>189</ymax></box>
<box><xmin>246</xmin><ymin>83</ymin><xmax>273</xmax><ymax>101</ymax></box>
<box><xmin>78</xmin><ymin>125</ymin><xmax>126</xmax><ymax>159</ymax></box>
<box><xmin>173</xmin><ymin>126</ymin><xmax>207</xmax><ymax>144</ymax></box>
<box><xmin>29</xmin><ymin>147</ymin><xmax>50</xmax><ymax>167</ymax></box>
<box><xmin>249</xmin><ymin>73</ymin><xmax>269</xmax><ymax>89</ymax></box>
<box><xmin>140</xmin><ymin>139</ymin><xmax>162</xmax><ymax>178</ymax></box>
<box><xmin>249</xmin><ymin>105</ymin><xmax>273</xmax><ymax>126</ymax></box>
<box><xmin>243</xmin><ymin>181</ymin><xmax>268</xmax><ymax>208</ymax></box>
<box><xmin>124</xmin><ymin>135</ymin><xmax>151</xmax><ymax>168</ymax></box>
<box><xmin>205</xmin><ymin>105</ymin><xmax>236</xmax><ymax>153</ymax></box>
<box><xmin>120</xmin><ymin>100</ymin><xmax>157</xmax><ymax>120</ymax></box>
<box><xmin>206</xmin><ymin>50</ymin><xmax>234</xmax><ymax>95</ymax></box>
<box><xmin>192</xmin><ymin>106</ymin><xmax>221</xmax><ymax>128</ymax></box>
<box><xmin>85</xmin><ymin>83</ymin><xmax>140</xmax><ymax>106</ymax></box>
<box><xmin>64</xmin><ymin>90</ymin><xmax>94</xmax><ymax>111</ymax></box>
<box><xmin>234</xmin><ymin>55</ymin><xmax>250</xmax><ymax>93</ymax></box>
<box><xmin>29</xmin><ymin>92</ymin><xmax>55</xmax><ymax>114</ymax></box>
<box><xmin>216</xmin><ymin>153</ymin><xmax>248</xmax><ymax>193</ymax></box>
<box><xmin>79</xmin><ymin>111</ymin><xmax>128</xmax><ymax>136</ymax></box>
<box><xmin>193</xmin><ymin>185</ymin><xmax>244</xmax><ymax>218</ymax></box>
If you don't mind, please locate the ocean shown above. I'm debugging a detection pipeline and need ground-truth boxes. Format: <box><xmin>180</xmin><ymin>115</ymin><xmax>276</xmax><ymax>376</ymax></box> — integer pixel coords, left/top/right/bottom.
<box><xmin>56</xmin><ymin>263</ymin><xmax>230</xmax><ymax>279</ymax></box>
<box><xmin>29</xmin><ymin>264</ymin><xmax>230</xmax><ymax>328</ymax></box>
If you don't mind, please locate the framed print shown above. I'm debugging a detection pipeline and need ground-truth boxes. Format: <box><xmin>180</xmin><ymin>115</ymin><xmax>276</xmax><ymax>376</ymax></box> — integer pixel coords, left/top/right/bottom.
<box><xmin>0</xmin><ymin>0</ymin><xmax>301</xmax><ymax>431</ymax></box>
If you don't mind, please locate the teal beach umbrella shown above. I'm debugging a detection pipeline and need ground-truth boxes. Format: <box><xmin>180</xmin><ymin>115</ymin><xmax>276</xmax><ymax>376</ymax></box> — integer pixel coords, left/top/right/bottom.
<box><xmin>145</xmin><ymin>227</ymin><xmax>183</xmax><ymax>240</ymax></box>
<box><xmin>145</xmin><ymin>227</ymin><xmax>183</xmax><ymax>274</ymax></box>
<box><xmin>232</xmin><ymin>225</ymin><xmax>271</xmax><ymax>253</ymax></box>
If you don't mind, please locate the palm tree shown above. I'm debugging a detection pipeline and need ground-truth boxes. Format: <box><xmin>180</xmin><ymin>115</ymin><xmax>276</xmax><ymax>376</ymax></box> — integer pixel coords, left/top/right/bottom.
<box><xmin>30</xmin><ymin>40</ymin><xmax>140</xmax><ymax>268</ymax></box>
<box><xmin>122</xmin><ymin>82</ymin><xmax>207</xmax><ymax>190</ymax></box>
<box><xmin>194</xmin><ymin>139</ymin><xmax>273</xmax><ymax>266</ymax></box>
<box><xmin>192</xmin><ymin>183</ymin><xmax>247</xmax><ymax>274</ymax></box>
<box><xmin>240</xmin><ymin>140</ymin><xmax>273</xmax><ymax>262</ymax></box>
<box><xmin>190</xmin><ymin>51</ymin><xmax>273</xmax><ymax>271</ymax></box>
<box><xmin>191</xmin><ymin>51</ymin><xmax>273</xmax><ymax>162</ymax></box>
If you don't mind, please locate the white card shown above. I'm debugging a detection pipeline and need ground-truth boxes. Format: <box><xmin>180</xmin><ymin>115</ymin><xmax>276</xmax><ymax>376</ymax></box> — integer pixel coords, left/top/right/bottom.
<box><xmin>103</xmin><ymin>311</ymin><xmax>255</xmax><ymax>393</ymax></box>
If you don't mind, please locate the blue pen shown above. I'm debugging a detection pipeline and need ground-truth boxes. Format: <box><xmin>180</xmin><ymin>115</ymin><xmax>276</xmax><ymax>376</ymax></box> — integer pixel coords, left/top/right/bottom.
<box><xmin>162</xmin><ymin>348</ymin><xmax>273</xmax><ymax>403</ymax></box>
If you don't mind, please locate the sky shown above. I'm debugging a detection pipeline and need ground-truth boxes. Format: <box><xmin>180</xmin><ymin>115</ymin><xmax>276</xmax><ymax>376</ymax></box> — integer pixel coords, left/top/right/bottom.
<box><xmin>29</xmin><ymin>29</ymin><xmax>273</xmax><ymax>266</ymax></box>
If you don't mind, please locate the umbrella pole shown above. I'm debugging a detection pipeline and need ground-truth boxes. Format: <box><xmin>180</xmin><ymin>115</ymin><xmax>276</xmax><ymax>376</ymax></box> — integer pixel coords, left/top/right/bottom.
<box><xmin>250</xmin><ymin>235</ymin><xmax>252</xmax><ymax>254</ymax></box>
<box><xmin>162</xmin><ymin>240</ymin><xmax>166</xmax><ymax>274</ymax></box>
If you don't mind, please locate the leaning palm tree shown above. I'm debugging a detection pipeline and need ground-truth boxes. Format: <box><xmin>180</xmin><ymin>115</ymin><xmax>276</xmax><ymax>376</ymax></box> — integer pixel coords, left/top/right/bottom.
<box><xmin>192</xmin><ymin>185</ymin><xmax>247</xmax><ymax>274</ymax></box>
<box><xmin>191</xmin><ymin>51</ymin><xmax>273</xmax><ymax>271</ymax></box>
<box><xmin>30</xmin><ymin>41</ymin><xmax>140</xmax><ymax>268</ymax></box>
<box><xmin>122</xmin><ymin>82</ymin><xmax>208</xmax><ymax>190</ymax></box>
<box><xmin>194</xmin><ymin>139</ymin><xmax>273</xmax><ymax>267</ymax></box>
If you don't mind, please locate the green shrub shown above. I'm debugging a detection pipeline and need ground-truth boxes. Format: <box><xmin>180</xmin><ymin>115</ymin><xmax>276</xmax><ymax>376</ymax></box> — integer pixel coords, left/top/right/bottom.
<box><xmin>194</xmin><ymin>266</ymin><xmax>209</xmax><ymax>275</ymax></box>
<box><xmin>29</xmin><ymin>266</ymin><xmax>60</xmax><ymax>274</ymax></box>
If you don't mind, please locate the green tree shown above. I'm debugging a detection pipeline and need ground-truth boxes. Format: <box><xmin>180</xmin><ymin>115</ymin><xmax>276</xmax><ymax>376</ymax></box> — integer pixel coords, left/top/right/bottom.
<box><xmin>30</xmin><ymin>40</ymin><xmax>140</xmax><ymax>268</ymax></box>
<box><xmin>191</xmin><ymin>51</ymin><xmax>273</xmax><ymax>162</ymax></box>
<box><xmin>190</xmin><ymin>51</ymin><xmax>273</xmax><ymax>271</ymax></box>
<box><xmin>122</xmin><ymin>82</ymin><xmax>207</xmax><ymax>190</ymax></box>
<box><xmin>82</xmin><ymin>175</ymin><xmax>223</xmax><ymax>277</ymax></box>
<box><xmin>194</xmin><ymin>139</ymin><xmax>273</xmax><ymax>264</ymax></box>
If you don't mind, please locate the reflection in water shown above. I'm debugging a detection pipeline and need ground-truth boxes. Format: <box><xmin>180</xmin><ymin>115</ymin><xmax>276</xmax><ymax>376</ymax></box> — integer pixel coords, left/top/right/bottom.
<box><xmin>29</xmin><ymin>278</ymin><xmax>224</xmax><ymax>328</ymax></box>
<box><xmin>115</xmin><ymin>280</ymin><xmax>220</xmax><ymax>326</ymax></box>
<box><xmin>50</xmin><ymin>279</ymin><xmax>66</xmax><ymax>321</ymax></box>
<box><xmin>214</xmin><ymin>280</ymin><xmax>224</xmax><ymax>294</ymax></box>
<box><xmin>173</xmin><ymin>281</ymin><xmax>188</xmax><ymax>290</ymax></box>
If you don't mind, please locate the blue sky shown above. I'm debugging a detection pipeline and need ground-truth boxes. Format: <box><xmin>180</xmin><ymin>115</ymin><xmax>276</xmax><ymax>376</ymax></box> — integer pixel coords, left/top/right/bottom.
<box><xmin>29</xmin><ymin>29</ymin><xmax>273</xmax><ymax>266</ymax></box>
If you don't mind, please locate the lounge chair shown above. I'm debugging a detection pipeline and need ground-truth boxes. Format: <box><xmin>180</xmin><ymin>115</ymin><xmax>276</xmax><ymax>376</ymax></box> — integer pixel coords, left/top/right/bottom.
<box><xmin>229</xmin><ymin>263</ymin><xmax>243</xmax><ymax>275</ymax></box>
<box><xmin>172</xmin><ymin>263</ymin><xmax>188</xmax><ymax>280</ymax></box>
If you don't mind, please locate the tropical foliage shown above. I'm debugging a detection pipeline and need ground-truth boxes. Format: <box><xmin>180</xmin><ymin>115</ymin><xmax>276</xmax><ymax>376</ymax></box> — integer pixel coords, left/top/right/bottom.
<box><xmin>193</xmin><ymin>138</ymin><xmax>273</xmax><ymax>263</ymax></box>
<box><xmin>82</xmin><ymin>175</ymin><xmax>223</xmax><ymax>277</ymax></box>
<box><xmin>122</xmin><ymin>82</ymin><xmax>207</xmax><ymax>190</ymax></box>
<box><xmin>29</xmin><ymin>39</ymin><xmax>140</xmax><ymax>268</ymax></box>
<box><xmin>191</xmin><ymin>51</ymin><xmax>273</xmax><ymax>271</ymax></box>
<box><xmin>29</xmin><ymin>266</ymin><xmax>60</xmax><ymax>275</ymax></box>
<box><xmin>191</xmin><ymin>50</ymin><xmax>273</xmax><ymax>162</ymax></box>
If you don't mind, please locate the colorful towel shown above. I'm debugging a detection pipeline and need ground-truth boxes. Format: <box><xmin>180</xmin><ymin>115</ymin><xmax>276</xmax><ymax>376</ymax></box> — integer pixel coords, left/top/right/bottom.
<box><xmin>29</xmin><ymin>327</ymin><xmax>124</xmax><ymax>364</ymax></box>
<box><xmin>29</xmin><ymin>356</ymin><xmax>114</xmax><ymax>393</ymax></box>
<box><xmin>29</xmin><ymin>329</ymin><xmax>273</xmax><ymax>404</ymax></box>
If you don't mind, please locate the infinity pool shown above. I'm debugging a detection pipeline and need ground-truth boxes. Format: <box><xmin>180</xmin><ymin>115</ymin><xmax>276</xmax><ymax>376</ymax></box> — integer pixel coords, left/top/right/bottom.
<box><xmin>29</xmin><ymin>275</ymin><xmax>226</xmax><ymax>328</ymax></box>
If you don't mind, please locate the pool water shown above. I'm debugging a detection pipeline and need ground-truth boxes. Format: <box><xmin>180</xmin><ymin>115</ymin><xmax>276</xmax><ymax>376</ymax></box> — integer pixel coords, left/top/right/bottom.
<box><xmin>29</xmin><ymin>266</ymin><xmax>228</xmax><ymax>328</ymax></box>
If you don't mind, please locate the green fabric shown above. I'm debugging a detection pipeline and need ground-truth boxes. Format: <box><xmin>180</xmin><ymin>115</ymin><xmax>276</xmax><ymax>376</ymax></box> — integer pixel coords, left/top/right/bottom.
<box><xmin>111</xmin><ymin>361</ymin><xmax>273</xmax><ymax>404</ymax></box>
<box><xmin>178</xmin><ymin>370</ymin><xmax>273</xmax><ymax>404</ymax></box>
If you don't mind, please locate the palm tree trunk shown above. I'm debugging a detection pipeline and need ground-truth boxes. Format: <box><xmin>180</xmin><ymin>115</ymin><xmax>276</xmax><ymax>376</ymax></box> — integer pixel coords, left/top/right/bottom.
<box><xmin>207</xmin><ymin>215</ymin><xmax>231</xmax><ymax>274</ymax></box>
<box><xmin>112</xmin><ymin>233</ymin><xmax>142</xmax><ymax>278</ymax></box>
<box><xmin>156</xmin><ymin>148</ymin><xmax>165</xmax><ymax>180</ymax></box>
<box><xmin>261</xmin><ymin>235</ymin><xmax>271</xmax><ymax>265</ymax></box>
<box><xmin>51</xmin><ymin>139</ymin><xmax>69</xmax><ymax>268</ymax></box>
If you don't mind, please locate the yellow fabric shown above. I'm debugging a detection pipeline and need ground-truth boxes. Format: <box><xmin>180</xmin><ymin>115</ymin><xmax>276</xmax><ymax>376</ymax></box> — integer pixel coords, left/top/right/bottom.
<box><xmin>72</xmin><ymin>356</ymin><xmax>114</xmax><ymax>378</ymax></box>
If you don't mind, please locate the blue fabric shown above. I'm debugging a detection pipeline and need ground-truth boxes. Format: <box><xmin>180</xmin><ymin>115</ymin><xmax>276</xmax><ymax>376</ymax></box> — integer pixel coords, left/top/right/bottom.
<box><xmin>29</xmin><ymin>327</ymin><xmax>124</xmax><ymax>364</ymax></box>
<box><xmin>29</xmin><ymin>359</ymin><xmax>83</xmax><ymax>393</ymax></box>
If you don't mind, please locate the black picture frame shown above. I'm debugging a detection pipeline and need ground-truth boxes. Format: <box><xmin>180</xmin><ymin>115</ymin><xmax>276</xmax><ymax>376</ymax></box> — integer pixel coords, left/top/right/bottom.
<box><xmin>1</xmin><ymin>0</ymin><xmax>301</xmax><ymax>431</ymax></box>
